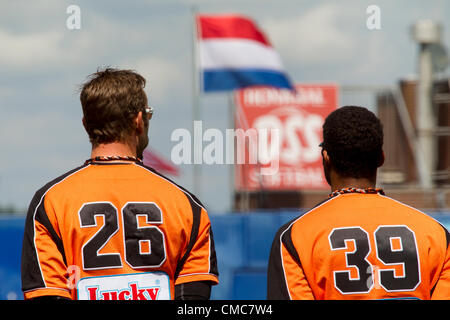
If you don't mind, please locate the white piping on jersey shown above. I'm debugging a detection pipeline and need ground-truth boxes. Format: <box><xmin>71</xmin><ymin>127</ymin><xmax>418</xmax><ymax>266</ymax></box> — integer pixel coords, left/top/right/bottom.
<box><xmin>23</xmin><ymin>286</ymin><xmax>70</xmax><ymax>294</ymax></box>
<box><xmin>31</xmin><ymin>165</ymin><xmax>91</xmax><ymax>290</ymax></box>
<box><xmin>134</xmin><ymin>164</ymin><xmax>206</xmax><ymax>211</ymax></box>
<box><xmin>177</xmin><ymin>272</ymin><xmax>218</xmax><ymax>278</ymax></box>
<box><xmin>278</xmin><ymin>195</ymin><xmax>340</xmax><ymax>299</ymax></box>
<box><xmin>208</xmin><ymin>233</ymin><xmax>211</xmax><ymax>274</ymax></box>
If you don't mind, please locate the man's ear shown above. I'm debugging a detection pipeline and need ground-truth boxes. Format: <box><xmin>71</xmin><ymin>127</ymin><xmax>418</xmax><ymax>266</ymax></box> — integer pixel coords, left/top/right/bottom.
<box><xmin>322</xmin><ymin>149</ymin><xmax>330</xmax><ymax>165</ymax></box>
<box><xmin>134</xmin><ymin>111</ymin><xmax>144</xmax><ymax>135</ymax></box>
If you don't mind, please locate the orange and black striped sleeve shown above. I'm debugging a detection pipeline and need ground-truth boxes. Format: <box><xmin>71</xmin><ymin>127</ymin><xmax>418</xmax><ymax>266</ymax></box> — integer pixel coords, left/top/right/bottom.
<box><xmin>430</xmin><ymin>226</ymin><xmax>450</xmax><ymax>299</ymax></box>
<box><xmin>267</xmin><ymin>220</ymin><xmax>314</xmax><ymax>300</ymax></box>
<box><xmin>173</xmin><ymin>193</ymin><xmax>218</xmax><ymax>286</ymax></box>
<box><xmin>21</xmin><ymin>166</ymin><xmax>86</xmax><ymax>300</ymax></box>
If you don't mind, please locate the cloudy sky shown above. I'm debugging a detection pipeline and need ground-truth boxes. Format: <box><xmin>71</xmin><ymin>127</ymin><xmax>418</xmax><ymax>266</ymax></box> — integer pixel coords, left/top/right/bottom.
<box><xmin>0</xmin><ymin>0</ymin><xmax>449</xmax><ymax>214</ymax></box>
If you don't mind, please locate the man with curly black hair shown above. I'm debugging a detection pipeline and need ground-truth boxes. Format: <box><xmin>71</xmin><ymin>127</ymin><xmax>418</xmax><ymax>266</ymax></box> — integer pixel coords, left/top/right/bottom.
<box><xmin>321</xmin><ymin>105</ymin><xmax>384</xmax><ymax>189</ymax></box>
<box><xmin>267</xmin><ymin>106</ymin><xmax>450</xmax><ymax>300</ymax></box>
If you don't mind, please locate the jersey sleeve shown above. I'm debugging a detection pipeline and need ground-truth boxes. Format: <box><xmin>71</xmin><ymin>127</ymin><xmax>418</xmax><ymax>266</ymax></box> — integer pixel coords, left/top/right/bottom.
<box><xmin>431</xmin><ymin>227</ymin><xmax>450</xmax><ymax>299</ymax></box>
<box><xmin>174</xmin><ymin>201</ymin><xmax>219</xmax><ymax>286</ymax></box>
<box><xmin>21</xmin><ymin>192</ymin><xmax>71</xmax><ymax>300</ymax></box>
<box><xmin>267</xmin><ymin>222</ymin><xmax>314</xmax><ymax>300</ymax></box>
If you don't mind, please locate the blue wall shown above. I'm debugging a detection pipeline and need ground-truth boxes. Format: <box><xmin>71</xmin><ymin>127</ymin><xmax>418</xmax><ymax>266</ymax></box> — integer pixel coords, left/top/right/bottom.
<box><xmin>1</xmin><ymin>212</ymin><xmax>450</xmax><ymax>300</ymax></box>
<box><xmin>0</xmin><ymin>217</ymin><xmax>26</xmax><ymax>300</ymax></box>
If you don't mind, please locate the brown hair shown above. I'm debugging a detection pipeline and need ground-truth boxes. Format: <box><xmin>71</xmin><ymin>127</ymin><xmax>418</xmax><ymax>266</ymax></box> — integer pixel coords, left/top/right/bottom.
<box><xmin>80</xmin><ymin>67</ymin><xmax>148</xmax><ymax>146</ymax></box>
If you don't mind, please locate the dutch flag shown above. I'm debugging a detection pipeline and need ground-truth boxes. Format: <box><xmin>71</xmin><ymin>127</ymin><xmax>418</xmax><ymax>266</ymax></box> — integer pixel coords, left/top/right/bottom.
<box><xmin>196</xmin><ymin>14</ymin><xmax>294</xmax><ymax>92</ymax></box>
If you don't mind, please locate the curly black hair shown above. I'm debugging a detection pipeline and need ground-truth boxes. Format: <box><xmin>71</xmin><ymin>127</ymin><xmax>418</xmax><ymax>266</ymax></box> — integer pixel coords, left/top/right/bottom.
<box><xmin>322</xmin><ymin>106</ymin><xmax>384</xmax><ymax>179</ymax></box>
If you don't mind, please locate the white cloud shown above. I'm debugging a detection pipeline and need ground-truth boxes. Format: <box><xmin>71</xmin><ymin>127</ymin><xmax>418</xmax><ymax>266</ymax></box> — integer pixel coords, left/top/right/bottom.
<box><xmin>0</xmin><ymin>111</ymin><xmax>83</xmax><ymax>149</ymax></box>
<box><xmin>0</xmin><ymin>12</ymin><xmax>162</xmax><ymax>72</ymax></box>
<box><xmin>0</xmin><ymin>29</ymin><xmax>64</xmax><ymax>68</ymax></box>
<box><xmin>263</xmin><ymin>3</ymin><xmax>357</xmax><ymax>66</ymax></box>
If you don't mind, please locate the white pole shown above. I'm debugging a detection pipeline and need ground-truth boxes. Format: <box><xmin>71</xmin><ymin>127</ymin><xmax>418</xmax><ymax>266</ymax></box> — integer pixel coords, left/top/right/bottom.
<box><xmin>228</xmin><ymin>92</ymin><xmax>236</xmax><ymax>211</ymax></box>
<box><xmin>416</xmin><ymin>43</ymin><xmax>435</xmax><ymax>188</ymax></box>
<box><xmin>191</xmin><ymin>5</ymin><xmax>202</xmax><ymax>196</ymax></box>
<box><xmin>411</xmin><ymin>20</ymin><xmax>441</xmax><ymax>189</ymax></box>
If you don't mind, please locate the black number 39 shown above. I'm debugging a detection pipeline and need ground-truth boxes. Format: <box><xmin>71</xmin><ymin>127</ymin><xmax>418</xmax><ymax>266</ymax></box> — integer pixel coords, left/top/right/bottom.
<box><xmin>78</xmin><ymin>202</ymin><xmax>166</xmax><ymax>270</ymax></box>
<box><xmin>329</xmin><ymin>226</ymin><xmax>420</xmax><ymax>294</ymax></box>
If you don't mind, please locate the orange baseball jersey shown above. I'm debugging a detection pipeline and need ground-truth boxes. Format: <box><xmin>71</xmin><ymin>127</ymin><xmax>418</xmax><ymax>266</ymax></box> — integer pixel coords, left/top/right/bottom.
<box><xmin>21</xmin><ymin>162</ymin><xmax>218</xmax><ymax>300</ymax></box>
<box><xmin>267</xmin><ymin>193</ymin><xmax>450</xmax><ymax>300</ymax></box>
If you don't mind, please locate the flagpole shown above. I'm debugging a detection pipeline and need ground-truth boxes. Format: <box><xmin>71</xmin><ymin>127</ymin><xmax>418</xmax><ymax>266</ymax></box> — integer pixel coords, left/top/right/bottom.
<box><xmin>228</xmin><ymin>92</ymin><xmax>236</xmax><ymax>212</ymax></box>
<box><xmin>191</xmin><ymin>5</ymin><xmax>201</xmax><ymax>197</ymax></box>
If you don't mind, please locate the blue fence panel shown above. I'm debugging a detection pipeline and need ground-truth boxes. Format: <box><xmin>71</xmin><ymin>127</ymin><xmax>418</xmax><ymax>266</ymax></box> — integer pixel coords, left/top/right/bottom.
<box><xmin>244</xmin><ymin>213</ymin><xmax>279</xmax><ymax>268</ymax></box>
<box><xmin>209</xmin><ymin>215</ymin><xmax>245</xmax><ymax>299</ymax></box>
<box><xmin>231</xmin><ymin>268</ymin><xmax>267</xmax><ymax>300</ymax></box>
<box><xmin>1</xmin><ymin>211</ymin><xmax>449</xmax><ymax>300</ymax></box>
<box><xmin>0</xmin><ymin>216</ymin><xmax>25</xmax><ymax>300</ymax></box>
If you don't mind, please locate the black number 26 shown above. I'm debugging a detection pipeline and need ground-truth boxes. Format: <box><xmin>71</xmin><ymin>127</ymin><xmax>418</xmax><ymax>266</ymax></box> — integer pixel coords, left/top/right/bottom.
<box><xmin>329</xmin><ymin>226</ymin><xmax>420</xmax><ymax>294</ymax></box>
<box><xmin>78</xmin><ymin>202</ymin><xmax>166</xmax><ymax>270</ymax></box>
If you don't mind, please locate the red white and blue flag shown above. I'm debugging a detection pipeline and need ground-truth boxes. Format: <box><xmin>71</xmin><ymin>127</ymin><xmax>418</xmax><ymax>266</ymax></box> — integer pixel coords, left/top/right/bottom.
<box><xmin>196</xmin><ymin>14</ymin><xmax>294</xmax><ymax>92</ymax></box>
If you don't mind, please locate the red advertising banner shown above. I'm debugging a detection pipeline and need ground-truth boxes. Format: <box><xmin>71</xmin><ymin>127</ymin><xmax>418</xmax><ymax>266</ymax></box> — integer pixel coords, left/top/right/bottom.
<box><xmin>234</xmin><ymin>84</ymin><xmax>338</xmax><ymax>191</ymax></box>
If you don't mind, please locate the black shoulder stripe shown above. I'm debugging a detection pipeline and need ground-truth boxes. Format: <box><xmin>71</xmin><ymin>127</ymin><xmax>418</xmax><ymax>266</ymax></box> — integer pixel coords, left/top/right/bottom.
<box><xmin>430</xmin><ymin>224</ymin><xmax>450</xmax><ymax>297</ymax></box>
<box><xmin>277</xmin><ymin>197</ymin><xmax>334</xmax><ymax>268</ymax></box>
<box><xmin>32</xmin><ymin>164</ymin><xmax>89</xmax><ymax>208</ymax></box>
<box><xmin>443</xmin><ymin>224</ymin><xmax>450</xmax><ymax>248</ymax></box>
<box><xmin>281</xmin><ymin>224</ymin><xmax>301</xmax><ymax>266</ymax></box>
<box><xmin>34</xmin><ymin>203</ymin><xmax>67</xmax><ymax>266</ymax></box>
<box><xmin>21</xmin><ymin>164</ymin><xmax>88</xmax><ymax>292</ymax></box>
<box><xmin>278</xmin><ymin>195</ymin><xmax>334</xmax><ymax>255</ymax></box>
<box><xmin>267</xmin><ymin>220</ymin><xmax>293</xmax><ymax>300</ymax></box>
<box><xmin>267</xmin><ymin>198</ymin><xmax>335</xmax><ymax>300</ymax></box>
<box><xmin>208</xmin><ymin>228</ymin><xmax>219</xmax><ymax>277</ymax></box>
<box><xmin>174</xmin><ymin>195</ymin><xmax>202</xmax><ymax>280</ymax></box>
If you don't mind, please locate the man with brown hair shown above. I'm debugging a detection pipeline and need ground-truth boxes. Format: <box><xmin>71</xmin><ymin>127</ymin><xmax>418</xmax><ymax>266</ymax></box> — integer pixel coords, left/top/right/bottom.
<box><xmin>21</xmin><ymin>68</ymin><xmax>219</xmax><ymax>300</ymax></box>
